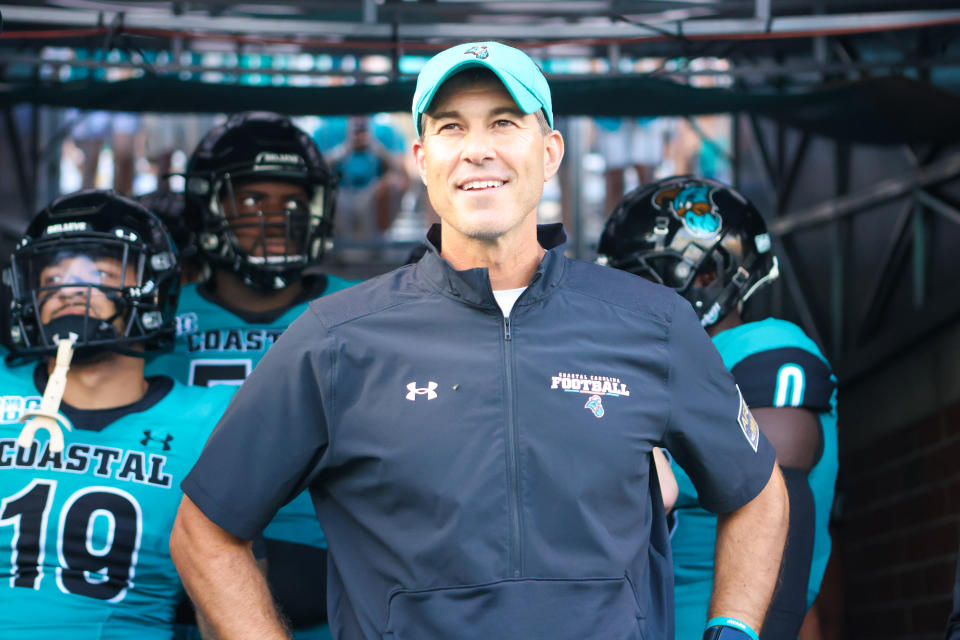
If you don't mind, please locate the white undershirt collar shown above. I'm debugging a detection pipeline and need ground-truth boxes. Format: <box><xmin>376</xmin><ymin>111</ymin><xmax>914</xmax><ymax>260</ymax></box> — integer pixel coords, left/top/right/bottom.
<box><xmin>493</xmin><ymin>287</ymin><xmax>527</xmax><ymax>318</ymax></box>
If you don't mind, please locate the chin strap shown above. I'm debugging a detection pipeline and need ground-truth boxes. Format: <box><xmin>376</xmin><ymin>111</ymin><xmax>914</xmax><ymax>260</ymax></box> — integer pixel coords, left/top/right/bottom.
<box><xmin>17</xmin><ymin>332</ymin><xmax>78</xmax><ymax>453</ymax></box>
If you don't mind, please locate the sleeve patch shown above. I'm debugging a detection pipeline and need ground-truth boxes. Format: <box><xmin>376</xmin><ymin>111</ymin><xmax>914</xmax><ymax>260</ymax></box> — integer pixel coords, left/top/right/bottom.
<box><xmin>737</xmin><ymin>385</ymin><xmax>760</xmax><ymax>453</ymax></box>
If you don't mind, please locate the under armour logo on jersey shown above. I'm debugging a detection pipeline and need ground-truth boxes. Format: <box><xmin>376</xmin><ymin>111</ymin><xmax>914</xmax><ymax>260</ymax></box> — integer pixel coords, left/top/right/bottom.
<box><xmin>406</xmin><ymin>381</ymin><xmax>438</xmax><ymax>401</ymax></box>
<box><xmin>141</xmin><ymin>430</ymin><xmax>174</xmax><ymax>451</ymax></box>
<box><xmin>584</xmin><ymin>394</ymin><xmax>605</xmax><ymax>418</ymax></box>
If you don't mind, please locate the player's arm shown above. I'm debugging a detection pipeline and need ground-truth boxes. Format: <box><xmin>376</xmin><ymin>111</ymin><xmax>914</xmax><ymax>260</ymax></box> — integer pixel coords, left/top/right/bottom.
<box><xmin>750</xmin><ymin>406</ymin><xmax>822</xmax><ymax>638</ymax></box>
<box><xmin>752</xmin><ymin>407</ymin><xmax>821</xmax><ymax>470</ymax></box>
<box><xmin>797</xmin><ymin>602</ymin><xmax>824</xmax><ymax>640</ymax></box>
<box><xmin>708</xmin><ymin>464</ymin><xmax>789</xmax><ymax>636</ymax></box>
<box><xmin>170</xmin><ymin>496</ymin><xmax>291</xmax><ymax>640</ymax></box>
<box><xmin>652</xmin><ymin>447</ymin><xmax>678</xmax><ymax>513</ymax></box>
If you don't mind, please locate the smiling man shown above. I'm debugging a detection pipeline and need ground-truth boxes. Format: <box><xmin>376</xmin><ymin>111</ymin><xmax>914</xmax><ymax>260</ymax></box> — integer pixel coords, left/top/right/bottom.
<box><xmin>170</xmin><ymin>42</ymin><xmax>789</xmax><ymax>640</ymax></box>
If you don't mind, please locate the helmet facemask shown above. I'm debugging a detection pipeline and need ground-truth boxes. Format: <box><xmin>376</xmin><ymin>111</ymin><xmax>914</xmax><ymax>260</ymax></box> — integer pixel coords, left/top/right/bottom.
<box><xmin>8</xmin><ymin>235</ymin><xmax>176</xmax><ymax>362</ymax></box>
<box><xmin>617</xmin><ymin>229</ymin><xmax>736</xmax><ymax>326</ymax></box>
<box><xmin>200</xmin><ymin>172</ymin><xmax>327</xmax><ymax>291</ymax></box>
<box><xmin>184</xmin><ymin>113</ymin><xmax>337</xmax><ymax>292</ymax></box>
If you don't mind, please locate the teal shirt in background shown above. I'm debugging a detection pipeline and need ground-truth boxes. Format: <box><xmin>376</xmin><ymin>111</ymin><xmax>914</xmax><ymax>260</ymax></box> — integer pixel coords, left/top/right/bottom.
<box><xmin>147</xmin><ymin>274</ymin><xmax>357</xmax><ymax>640</ymax></box>
<box><xmin>0</xmin><ymin>361</ymin><xmax>233</xmax><ymax>639</ymax></box>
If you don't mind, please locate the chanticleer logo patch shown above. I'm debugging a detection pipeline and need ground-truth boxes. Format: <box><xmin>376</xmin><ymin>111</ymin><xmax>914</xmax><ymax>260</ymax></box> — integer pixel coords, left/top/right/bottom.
<box><xmin>735</xmin><ymin>385</ymin><xmax>760</xmax><ymax>452</ymax></box>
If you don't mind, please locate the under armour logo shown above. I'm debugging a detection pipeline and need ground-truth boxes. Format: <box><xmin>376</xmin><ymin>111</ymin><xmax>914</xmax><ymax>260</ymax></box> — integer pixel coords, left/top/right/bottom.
<box><xmin>584</xmin><ymin>395</ymin><xmax>605</xmax><ymax>418</ymax></box>
<box><xmin>141</xmin><ymin>430</ymin><xmax>174</xmax><ymax>451</ymax></box>
<box><xmin>464</xmin><ymin>45</ymin><xmax>489</xmax><ymax>60</ymax></box>
<box><xmin>406</xmin><ymin>381</ymin><xmax>438</xmax><ymax>401</ymax></box>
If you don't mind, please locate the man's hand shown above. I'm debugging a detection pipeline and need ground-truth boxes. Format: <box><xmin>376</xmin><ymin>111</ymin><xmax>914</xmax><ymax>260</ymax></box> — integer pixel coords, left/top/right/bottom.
<box><xmin>170</xmin><ymin>496</ymin><xmax>290</xmax><ymax>640</ymax></box>
<box><xmin>709</xmin><ymin>464</ymin><xmax>789</xmax><ymax>633</ymax></box>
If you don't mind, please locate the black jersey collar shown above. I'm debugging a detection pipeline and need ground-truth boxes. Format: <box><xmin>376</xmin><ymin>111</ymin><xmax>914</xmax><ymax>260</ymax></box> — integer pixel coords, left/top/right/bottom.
<box><xmin>197</xmin><ymin>273</ymin><xmax>329</xmax><ymax>325</ymax></box>
<box><xmin>416</xmin><ymin>223</ymin><xmax>567</xmax><ymax>310</ymax></box>
<box><xmin>33</xmin><ymin>364</ymin><xmax>174</xmax><ymax>432</ymax></box>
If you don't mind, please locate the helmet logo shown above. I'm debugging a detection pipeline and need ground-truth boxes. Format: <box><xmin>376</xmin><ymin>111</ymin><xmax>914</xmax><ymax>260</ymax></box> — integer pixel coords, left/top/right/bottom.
<box><xmin>653</xmin><ymin>182</ymin><xmax>722</xmax><ymax>237</ymax></box>
<box><xmin>44</xmin><ymin>222</ymin><xmax>88</xmax><ymax>236</ymax></box>
<box><xmin>254</xmin><ymin>152</ymin><xmax>305</xmax><ymax>166</ymax></box>
<box><xmin>464</xmin><ymin>45</ymin><xmax>489</xmax><ymax>60</ymax></box>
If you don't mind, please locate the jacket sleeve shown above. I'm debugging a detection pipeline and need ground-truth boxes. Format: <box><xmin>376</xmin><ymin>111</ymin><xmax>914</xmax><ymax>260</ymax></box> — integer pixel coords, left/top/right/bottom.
<box><xmin>659</xmin><ymin>295</ymin><xmax>777</xmax><ymax>514</ymax></box>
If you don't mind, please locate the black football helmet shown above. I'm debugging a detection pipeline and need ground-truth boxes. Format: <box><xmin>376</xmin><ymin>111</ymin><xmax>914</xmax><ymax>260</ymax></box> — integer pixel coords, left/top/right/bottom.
<box><xmin>184</xmin><ymin>111</ymin><xmax>337</xmax><ymax>290</ymax></box>
<box><xmin>137</xmin><ymin>190</ymin><xmax>195</xmax><ymax>260</ymax></box>
<box><xmin>5</xmin><ymin>189</ymin><xmax>180</xmax><ymax>362</ymax></box>
<box><xmin>597</xmin><ymin>176</ymin><xmax>779</xmax><ymax>327</ymax></box>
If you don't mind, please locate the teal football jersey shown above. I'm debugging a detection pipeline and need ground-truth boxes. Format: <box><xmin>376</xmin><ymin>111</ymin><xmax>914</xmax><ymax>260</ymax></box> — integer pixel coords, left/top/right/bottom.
<box><xmin>0</xmin><ymin>364</ymin><xmax>234</xmax><ymax>639</ymax></box>
<box><xmin>147</xmin><ymin>275</ymin><xmax>356</xmax><ymax>548</ymax></box>
<box><xmin>147</xmin><ymin>276</ymin><xmax>356</xmax><ymax>640</ymax></box>
<box><xmin>148</xmin><ymin>275</ymin><xmax>356</xmax><ymax>388</ymax></box>
<box><xmin>671</xmin><ymin>318</ymin><xmax>838</xmax><ymax>639</ymax></box>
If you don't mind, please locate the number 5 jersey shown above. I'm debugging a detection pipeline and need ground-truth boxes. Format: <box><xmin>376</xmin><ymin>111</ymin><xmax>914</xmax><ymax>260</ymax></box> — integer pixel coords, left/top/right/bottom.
<box><xmin>0</xmin><ymin>362</ymin><xmax>234</xmax><ymax>639</ymax></box>
<box><xmin>146</xmin><ymin>277</ymin><xmax>354</xmax><ymax>548</ymax></box>
<box><xmin>146</xmin><ymin>275</ymin><xmax>356</xmax><ymax>640</ymax></box>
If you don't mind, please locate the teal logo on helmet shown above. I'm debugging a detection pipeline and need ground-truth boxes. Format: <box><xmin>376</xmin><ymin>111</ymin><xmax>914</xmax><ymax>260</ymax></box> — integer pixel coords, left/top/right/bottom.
<box><xmin>464</xmin><ymin>45</ymin><xmax>489</xmax><ymax>60</ymax></box>
<box><xmin>654</xmin><ymin>182</ymin><xmax>722</xmax><ymax>237</ymax></box>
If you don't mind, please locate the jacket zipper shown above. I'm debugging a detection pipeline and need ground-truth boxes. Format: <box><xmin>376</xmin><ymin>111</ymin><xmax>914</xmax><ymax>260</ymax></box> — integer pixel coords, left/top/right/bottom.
<box><xmin>502</xmin><ymin>313</ymin><xmax>522</xmax><ymax>577</ymax></box>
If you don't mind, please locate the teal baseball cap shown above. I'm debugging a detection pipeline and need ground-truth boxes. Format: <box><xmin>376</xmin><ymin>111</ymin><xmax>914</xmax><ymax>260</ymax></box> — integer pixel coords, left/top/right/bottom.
<box><xmin>412</xmin><ymin>41</ymin><xmax>554</xmax><ymax>137</ymax></box>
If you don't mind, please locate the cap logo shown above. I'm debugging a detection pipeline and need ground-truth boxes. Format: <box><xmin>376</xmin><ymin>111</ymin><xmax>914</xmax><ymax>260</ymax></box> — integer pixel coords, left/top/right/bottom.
<box><xmin>464</xmin><ymin>45</ymin><xmax>489</xmax><ymax>60</ymax></box>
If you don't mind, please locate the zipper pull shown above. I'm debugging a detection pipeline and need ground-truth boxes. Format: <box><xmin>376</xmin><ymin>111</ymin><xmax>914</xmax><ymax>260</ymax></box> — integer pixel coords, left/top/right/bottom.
<box><xmin>503</xmin><ymin>316</ymin><xmax>512</xmax><ymax>341</ymax></box>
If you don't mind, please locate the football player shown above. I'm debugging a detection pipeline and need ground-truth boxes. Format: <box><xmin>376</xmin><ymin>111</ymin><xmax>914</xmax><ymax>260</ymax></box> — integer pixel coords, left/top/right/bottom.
<box><xmin>598</xmin><ymin>176</ymin><xmax>839</xmax><ymax>640</ymax></box>
<box><xmin>0</xmin><ymin>190</ymin><xmax>233</xmax><ymax>638</ymax></box>
<box><xmin>148</xmin><ymin>112</ymin><xmax>357</xmax><ymax>639</ymax></box>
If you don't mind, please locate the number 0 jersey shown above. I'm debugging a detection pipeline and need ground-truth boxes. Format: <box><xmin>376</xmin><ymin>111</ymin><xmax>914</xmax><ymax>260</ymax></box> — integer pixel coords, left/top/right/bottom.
<box><xmin>147</xmin><ymin>275</ymin><xmax>356</xmax><ymax>548</ymax></box>
<box><xmin>0</xmin><ymin>363</ymin><xmax>234</xmax><ymax>639</ymax></box>
<box><xmin>670</xmin><ymin>318</ymin><xmax>838</xmax><ymax>639</ymax></box>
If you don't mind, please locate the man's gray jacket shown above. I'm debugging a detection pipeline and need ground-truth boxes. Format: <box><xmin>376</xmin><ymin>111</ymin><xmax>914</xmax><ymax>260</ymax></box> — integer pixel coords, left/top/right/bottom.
<box><xmin>183</xmin><ymin>223</ymin><xmax>776</xmax><ymax>640</ymax></box>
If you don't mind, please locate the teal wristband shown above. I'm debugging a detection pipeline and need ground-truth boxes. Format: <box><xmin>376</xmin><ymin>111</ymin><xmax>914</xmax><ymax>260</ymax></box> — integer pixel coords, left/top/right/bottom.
<box><xmin>705</xmin><ymin>617</ymin><xmax>759</xmax><ymax>640</ymax></box>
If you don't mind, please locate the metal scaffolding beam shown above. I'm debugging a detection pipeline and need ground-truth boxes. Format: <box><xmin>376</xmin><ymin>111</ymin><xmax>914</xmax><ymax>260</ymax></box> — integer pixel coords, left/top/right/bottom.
<box><xmin>768</xmin><ymin>152</ymin><xmax>960</xmax><ymax>236</ymax></box>
<box><xmin>2</xmin><ymin>5</ymin><xmax>960</xmax><ymax>41</ymax></box>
